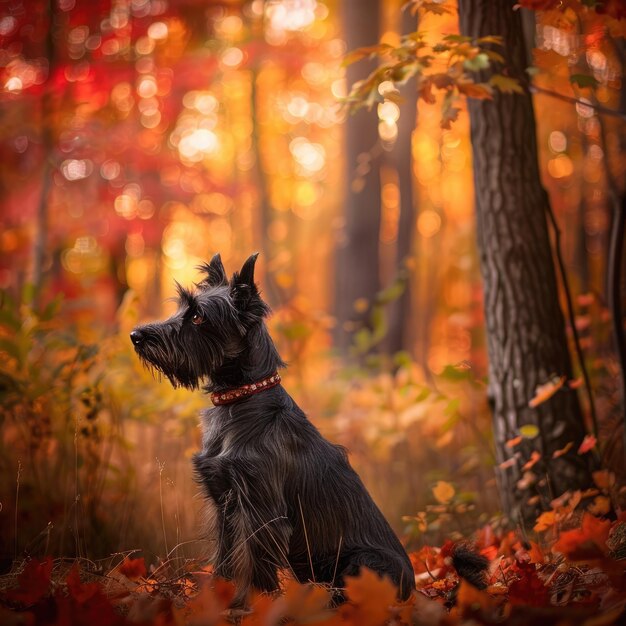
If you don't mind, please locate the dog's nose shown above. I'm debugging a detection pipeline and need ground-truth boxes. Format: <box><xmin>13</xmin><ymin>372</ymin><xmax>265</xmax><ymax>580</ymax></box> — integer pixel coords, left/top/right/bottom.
<box><xmin>130</xmin><ymin>330</ymin><xmax>143</xmax><ymax>345</ymax></box>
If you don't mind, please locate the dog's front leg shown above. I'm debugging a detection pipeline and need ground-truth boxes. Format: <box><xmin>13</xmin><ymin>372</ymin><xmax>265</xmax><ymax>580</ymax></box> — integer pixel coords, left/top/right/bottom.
<box><xmin>226</xmin><ymin>457</ymin><xmax>293</xmax><ymax>608</ymax></box>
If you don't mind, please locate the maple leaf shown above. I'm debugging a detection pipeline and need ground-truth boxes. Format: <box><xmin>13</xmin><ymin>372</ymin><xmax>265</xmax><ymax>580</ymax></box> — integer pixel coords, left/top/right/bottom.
<box><xmin>64</xmin><ymin>564</ymin><xmax>125</xmax><ymax>626</ymax></box>
<box><xmin>489</xmin><ymin>74</ymin><xmax>524</xmax><ymax>94</ymax></box>
<box><xmin>343</xmin><ymin>568</ymin><xmax>398</xmax><ymax>626</ymax></box>
<box><xmin>508</xmin><ymin>561</ymin><xmax>549</xmax><ymax>606</ymax></box>
<box><xmin>6</xmin><ymin>558</ymin><xmax>53</xmax><ymax>605</ymax></box>
<box><xmin>457</xmin><ymin>81</ymin><xmax>493</xmax><ymax>99</ymax></box>
<box><xmin>268</xmin><ymin>580</ymin><xmax>332</xmax><ymax>623</ymax></box>
<box><xmin>552</xmin><ymin>512</ymin><xmax>611</xmax><ymax>560</ymax></box>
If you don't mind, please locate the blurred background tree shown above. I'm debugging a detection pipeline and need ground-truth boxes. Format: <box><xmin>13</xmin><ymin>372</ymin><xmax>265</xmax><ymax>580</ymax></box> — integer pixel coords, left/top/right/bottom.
<box><xmin>0</xmin><ymin>0</ymin><xmax>624</xmax><ymax>566</ymax></box>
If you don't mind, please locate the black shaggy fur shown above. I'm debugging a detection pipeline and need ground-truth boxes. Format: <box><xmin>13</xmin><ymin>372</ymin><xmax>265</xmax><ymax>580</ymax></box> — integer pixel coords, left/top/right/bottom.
<box><xmin>131</xmin><ymin>253</ymin><xmax>415</xmax><ymax>606</ymax></box>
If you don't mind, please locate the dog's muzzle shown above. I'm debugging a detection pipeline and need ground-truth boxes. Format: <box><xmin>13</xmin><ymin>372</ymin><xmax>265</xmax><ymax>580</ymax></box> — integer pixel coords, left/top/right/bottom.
<box><xmin>130</xmin><ymin>329</ymin><xmax>144</xmax><ymax>346</ymax></box>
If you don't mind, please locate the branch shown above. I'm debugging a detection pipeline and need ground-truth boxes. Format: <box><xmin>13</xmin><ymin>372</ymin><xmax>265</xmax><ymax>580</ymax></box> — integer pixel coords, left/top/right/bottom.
<box><xmin>529</xmin><ymin>84</ymin><xmax>626</xmax><ymax>121</ymax></box>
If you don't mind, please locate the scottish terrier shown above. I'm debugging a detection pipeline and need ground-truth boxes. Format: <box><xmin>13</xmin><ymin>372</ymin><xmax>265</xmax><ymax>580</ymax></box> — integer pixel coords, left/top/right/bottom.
<box><xmin>130</xmin><ymin>253</ymin><xmax>415</xmax><ymax>606</ymax></box>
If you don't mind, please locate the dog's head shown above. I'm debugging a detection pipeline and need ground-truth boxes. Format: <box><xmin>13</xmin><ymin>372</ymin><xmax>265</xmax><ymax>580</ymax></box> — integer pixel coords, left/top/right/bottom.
<box><xmin>130</xmin><ymin>253</ymin><xmax>271</xmax><ymax>389</ymax></box>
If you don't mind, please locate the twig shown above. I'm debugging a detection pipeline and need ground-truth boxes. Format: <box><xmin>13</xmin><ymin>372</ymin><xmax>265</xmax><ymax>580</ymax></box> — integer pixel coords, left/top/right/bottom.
<box><xmin>529</xmin><ymin>84</ymin><xmax>626</xmax><ymax>120</ymax></box>
<box><xmin>157</xmin><ymin>459</ymin><xmax>168</xmax><ymax>556</ymax></box>
<box><xmin>14</xmin><ymin>460</ymin><xmax>21</xmax><ymax>560</ymax></box>
<box><xmin>543</xmin><ymin>191</ymin><xmax>599</xmax><ymax>439</ymax></box>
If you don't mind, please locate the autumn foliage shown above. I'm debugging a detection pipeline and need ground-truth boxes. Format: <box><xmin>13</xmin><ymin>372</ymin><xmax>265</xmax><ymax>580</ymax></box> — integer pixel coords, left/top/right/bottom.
<box><xmin>2</xmin><ymin>510</ymin><xmax>626</xmax><ymax>626</ymax></box>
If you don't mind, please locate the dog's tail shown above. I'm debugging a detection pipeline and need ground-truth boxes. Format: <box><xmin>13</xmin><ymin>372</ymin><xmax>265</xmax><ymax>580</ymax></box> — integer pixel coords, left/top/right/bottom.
<box><xmin>450</xmin><ymin>543</ymin><xmax>490</xmax><ymax>589</ymax></box>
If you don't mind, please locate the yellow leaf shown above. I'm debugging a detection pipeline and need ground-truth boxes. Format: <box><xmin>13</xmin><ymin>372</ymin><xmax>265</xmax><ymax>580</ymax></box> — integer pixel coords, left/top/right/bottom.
<box><xmin>489</xmin><ymin>74</ymin><xmax>524</xmax><ymax>94</ymax></box>
<box><xmin>432</xmin><ymin>480</ymin><xmax>455</xmax><ymax>504</ymax></box>
<box><xmin>519</xmin><ymin>424</ymin><xmax>540</xmax><ymax>439</ymax></box>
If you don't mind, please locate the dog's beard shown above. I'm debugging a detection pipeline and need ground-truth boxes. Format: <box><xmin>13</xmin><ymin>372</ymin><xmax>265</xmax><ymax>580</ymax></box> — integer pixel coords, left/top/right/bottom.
<box><xmin>134</xmin><ymin>335</ymin><xmax>224</xmax><ymax>390</ymax></box>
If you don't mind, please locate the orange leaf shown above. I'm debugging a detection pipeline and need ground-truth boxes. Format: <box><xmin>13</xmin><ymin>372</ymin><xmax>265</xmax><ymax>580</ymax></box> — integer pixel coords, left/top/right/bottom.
<box><xmin>456</xmin><ymin>579</ymin><xmax>498</xmax><ymax>613</ymax></box>
<box><xmin>457</xmin><ymin>81</ymin><xmax>493</xmax><ymax>99</ymax></box>
<box><xmin>432</xmin><ymin>480</ymin><xmax>455</xmax><ymax>504</ymax></box>
<box><xmin>593</xmin><ymin>470</ymin><xmax>616</xmax><ymax>490</ymax></box>
<box><xmin>552</xmin><ymin>442</ymin><xmax>573</xmax><ymax>458</ymax></box>
<box><xmin>533</xmin><ymin>510</ymin><xmax>556</xmax><ymax>532</ymax></box>
<box><xmin>343</xmin><ymin>568</ymin><xmax>398</xmax><ymax>626</ymax></box>
<box><xmin>552</xmin><ymin>512</ymin><xmax>611</xmax><ymax>560</ymax></box>
<box><xmin>588</xmin><ymin>495</ymin><xmax>612</xmax><ymax>516</ymax></box>
<box><xmin>528</xmin><ymin>376</ymin><xmax>566</xmax><ymax>408</ymax></box>
<box><xmin>522</xmin><ymin>451</ymin><xmax>541</xmax><ymax>471</ymax></box>
<box><xmin>506</xmin><ymin>436</ymin><xmax>522</xmax><ymax>448</ymax></box>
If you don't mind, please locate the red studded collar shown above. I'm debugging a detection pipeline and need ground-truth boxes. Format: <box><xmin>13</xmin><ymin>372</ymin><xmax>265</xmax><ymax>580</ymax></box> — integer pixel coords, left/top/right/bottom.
<box><xmin>210</xmin><ymin>372</ymin><xmax>282</xmax><ymax>406</ymax></box>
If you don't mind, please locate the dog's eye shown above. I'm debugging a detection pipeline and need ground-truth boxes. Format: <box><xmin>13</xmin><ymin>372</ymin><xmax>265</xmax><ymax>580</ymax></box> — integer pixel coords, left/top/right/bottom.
<box><xmin>191</xmin><ymin>312</ymin><xmax>204</xmax><ymax>325</ymax></box>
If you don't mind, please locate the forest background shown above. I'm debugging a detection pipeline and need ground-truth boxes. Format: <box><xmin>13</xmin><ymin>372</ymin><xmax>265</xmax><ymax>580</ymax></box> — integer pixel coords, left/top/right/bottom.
<box><xmin>0</xmin><ymin>0</ymin><xmax>625</xmax><ymax>622</ymax></box>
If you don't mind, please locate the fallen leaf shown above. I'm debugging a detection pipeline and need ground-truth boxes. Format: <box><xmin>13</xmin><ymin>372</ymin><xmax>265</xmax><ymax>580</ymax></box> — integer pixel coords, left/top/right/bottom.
<box><xmin>533</xmin><ymin>511</ymin><xmax>556</xmax><ymax>532</ymax></box>
<box><xmin>343</xmin><ymin>568</ymin><xmax>397</xmax><ymax>626</ymax></box>
<box><xmin>506</xmin><ymin>436</ymin><xmax>523</xmax><ymax>448</ymax></box>
<box><xmin>6</xmin><ymin>558</ymin><xmax>52</xmax><ymax>605</ymax></box>
<box><xmin>593</xmin><ymin>470</ymin><xmax>616</xmax><ymax>490</ymax></box>
<box><xmin>553</xmin><ymin>512</ymin><xmax>611</xmax><ymax>559</ymax></box>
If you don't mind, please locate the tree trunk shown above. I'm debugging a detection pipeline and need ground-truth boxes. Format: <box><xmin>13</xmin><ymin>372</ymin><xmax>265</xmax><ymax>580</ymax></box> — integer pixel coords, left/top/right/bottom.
<box><xmin>32</xmin><ymin>0</ymin><xmax>56</xmax><ymax>306</ymax></box>
<box><xmin>335</xmin><ymin>0</ymin><xmax>382</xmax><ymax>355</ymax></box>
<box><xmin>384</xmin><ymin>8</ymin><xmax>418</xmax><ymax>357</ymax></box>
<box><xmin>458</xmin><ymin>0</ymin><xmax>595</xmax><ymax>523</ymax></box>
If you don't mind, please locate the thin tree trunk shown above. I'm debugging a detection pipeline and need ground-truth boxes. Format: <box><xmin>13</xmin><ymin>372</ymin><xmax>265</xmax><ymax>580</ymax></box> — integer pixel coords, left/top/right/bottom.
<box><xmin>384</xmin><ymin>8</ymin><xmax>418</xmax><ymax>356</ymax></box>
<box><xmin>458</xmin><ymin>0</ymin><xmax>595</xmax><ymax>523</ymax></box>
<box><xmin>335</xmin><ymin>0</ymin><xmax>382</xmax><ymax>355</ymax></box>
<box><xmin>32</xmin><ymin>1</ymin><xmax>56</xmax><ymax>306</ymax></box>
<box><xmin>250</xmin><ymin>66</ymin><xmax>283</xmax><ymax>308</ymax></box>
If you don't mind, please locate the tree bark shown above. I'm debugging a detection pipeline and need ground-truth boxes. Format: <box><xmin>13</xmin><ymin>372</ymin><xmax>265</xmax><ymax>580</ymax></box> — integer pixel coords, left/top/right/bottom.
<box><xmin>384</xmin><ymin>8</ymin><xmax>418</xmax><ymax>356</ymax></box>
<box><xmin>458</xmin><ymin>0</ymin><xmax>595</xmax><ymax>523</ymax></box>
<box><xmin>32</xmin><ymin>1</ymin><xmax>56</xmax><ymax>306</ymax></box>
<box><xmin>335</xmin><ymin>0</ymin><xmax>382</xmax><ymax>355</ymax></box>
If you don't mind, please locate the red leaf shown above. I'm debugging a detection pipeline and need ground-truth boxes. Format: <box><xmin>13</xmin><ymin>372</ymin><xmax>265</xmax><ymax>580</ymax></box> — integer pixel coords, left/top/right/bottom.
<box><xmin>552</xmin><ymin>512</ymin><xmax>611</xmax><ymax>560</ymax></box>
<box><xmin>118</xmin><ymin>556</ymin><xmax>147</xmax><ymax>581</ymax></box>
<box><xmin>508</xmin><ymin>561</ymin><xmax>549</xmax><ymax>606</ymax></box>
<box><xmin>6</xmin><ymin>558</ymin><xmax>53</xmax><ymax>605</ymax></box>
<box><xmin>578</xmin><ymin>434</ymin><xmax>597</xmax><ymax>454</ymax></box>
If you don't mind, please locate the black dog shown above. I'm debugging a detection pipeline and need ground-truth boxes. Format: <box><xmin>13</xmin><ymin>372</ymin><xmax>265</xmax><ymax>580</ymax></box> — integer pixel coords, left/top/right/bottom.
<box><xmin>130</xmin><ymin>253</ymin><xmax>415</xmax><ymax>606</ymax></box>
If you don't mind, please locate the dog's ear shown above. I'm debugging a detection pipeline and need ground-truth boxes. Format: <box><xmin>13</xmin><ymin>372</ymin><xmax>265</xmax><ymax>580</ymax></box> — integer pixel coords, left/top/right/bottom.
<box><xmin>197</xmin><ymin>253</ymin><xmax>228</xmax><ymax>288</ymax></box>
<box><xmin>237</xmin><ymin>252</ymin><xmax>259</xmax><ymax>288</ymax></box>
<box><xmin>230</xmin><ymin>253</ymin><xmax>262</xmax><ymax>311</ymax></box>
